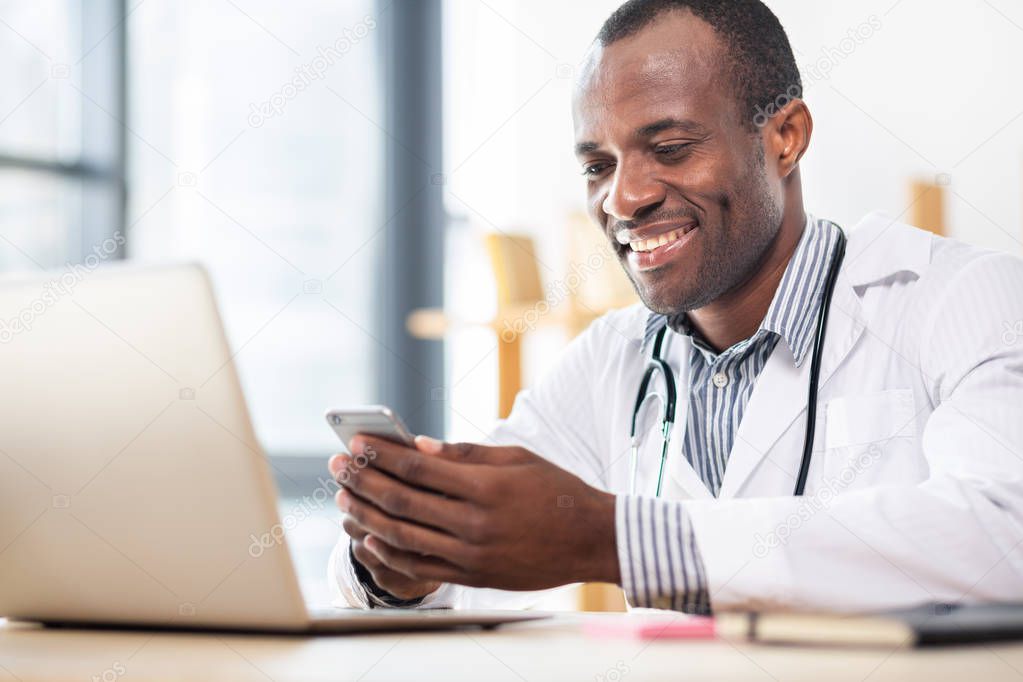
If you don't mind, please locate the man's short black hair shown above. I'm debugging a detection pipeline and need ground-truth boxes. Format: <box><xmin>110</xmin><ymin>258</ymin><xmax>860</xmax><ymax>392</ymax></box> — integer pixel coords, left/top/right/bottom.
<box><xmin>597</xmin><ymin>0</ymin><xmax>802</xmax><ymax>131</ymax></box>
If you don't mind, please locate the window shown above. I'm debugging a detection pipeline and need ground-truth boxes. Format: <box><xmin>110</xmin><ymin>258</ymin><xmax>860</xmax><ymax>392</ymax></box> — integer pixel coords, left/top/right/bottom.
<box><xmin>0</xmin><ymin>0</ymin><xmax>125</xmax><ymax>272</ymax></box>
<box><xmin>127</xmin><ymin>1</ymin><xmax>383</xmax><ymax>458</ymax></box>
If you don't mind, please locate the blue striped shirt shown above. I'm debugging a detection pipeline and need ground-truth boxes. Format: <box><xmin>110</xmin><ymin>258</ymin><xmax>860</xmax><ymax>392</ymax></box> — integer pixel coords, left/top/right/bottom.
<box><xmin>618</xmin><ymin>215</ymin><xmax>842</xmax><ymax>612</ymax></box>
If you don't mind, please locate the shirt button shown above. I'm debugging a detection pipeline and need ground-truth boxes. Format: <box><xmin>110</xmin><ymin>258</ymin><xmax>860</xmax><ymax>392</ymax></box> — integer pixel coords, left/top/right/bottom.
<box><xmin>712</xmin><ymin>372</ymin><xmax>729</xmax><ymax>389</ymax></box>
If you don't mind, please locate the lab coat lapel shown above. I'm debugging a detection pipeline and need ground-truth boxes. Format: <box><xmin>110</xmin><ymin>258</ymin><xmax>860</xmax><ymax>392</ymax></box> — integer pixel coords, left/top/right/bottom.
<box><xmin>717</xmin><ymin>279</ymin><xmax>866</xmax><ymax>498</ymax></box>
<box><xmin>815</xmin><ymin>280</ymin><xmax>868</xmax><ymax>392</ymax></box>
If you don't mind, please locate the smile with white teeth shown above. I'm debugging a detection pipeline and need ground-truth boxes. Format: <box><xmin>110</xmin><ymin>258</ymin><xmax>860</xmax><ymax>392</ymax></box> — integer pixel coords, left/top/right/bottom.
<box><xmin>628</xmin><ymin>226</ymin><xmax>692</xmax><ymax>252</ymax></box>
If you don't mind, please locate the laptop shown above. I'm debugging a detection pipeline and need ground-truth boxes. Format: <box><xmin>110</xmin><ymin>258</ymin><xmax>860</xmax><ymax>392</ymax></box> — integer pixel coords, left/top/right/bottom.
<box><xmin>0</xmin><ymin>263</ymin><xmax>545</xmax><ymax>633</ymax></box>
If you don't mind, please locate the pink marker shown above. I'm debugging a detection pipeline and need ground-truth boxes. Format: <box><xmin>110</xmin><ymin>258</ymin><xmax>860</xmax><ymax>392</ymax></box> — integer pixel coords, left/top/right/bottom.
<box><xmin>583</xmin><ymin>616</ymin><xmax>717</xmax><ymax>640</ymax></box>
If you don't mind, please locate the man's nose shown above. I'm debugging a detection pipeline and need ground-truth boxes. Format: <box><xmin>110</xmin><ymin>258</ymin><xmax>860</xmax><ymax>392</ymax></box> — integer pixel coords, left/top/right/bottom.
<box><xmin>601</xmin><ymin>163</ymin><xmax>665</xmax><ymax>221</ymax></box>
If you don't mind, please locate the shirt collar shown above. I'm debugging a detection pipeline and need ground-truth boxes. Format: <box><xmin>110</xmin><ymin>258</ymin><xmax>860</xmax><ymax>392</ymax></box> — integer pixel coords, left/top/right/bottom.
<box><xmin>642</xmin><ymin>214</ymin><xmax>843</xmax><ymax>368</ymax></box>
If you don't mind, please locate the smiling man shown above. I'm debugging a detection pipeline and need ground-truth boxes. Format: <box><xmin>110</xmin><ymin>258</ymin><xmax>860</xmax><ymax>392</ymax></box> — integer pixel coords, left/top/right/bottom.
<box><xmin>328</xmin><ymin>0</ymin><xmax>1023</xmax><ymax>613</ymax></box>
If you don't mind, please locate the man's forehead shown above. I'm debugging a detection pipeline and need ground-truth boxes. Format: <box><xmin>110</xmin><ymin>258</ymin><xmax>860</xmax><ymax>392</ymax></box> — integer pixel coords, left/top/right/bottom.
<box><xmin>577</xmin><ymin>48</ymin><xmax>715</xmax><ymax>110</ymax></box>
<box><xmin>573</xmin><ymin>14</ymin><xmax>726</xmax><ymax>129</ymax></box>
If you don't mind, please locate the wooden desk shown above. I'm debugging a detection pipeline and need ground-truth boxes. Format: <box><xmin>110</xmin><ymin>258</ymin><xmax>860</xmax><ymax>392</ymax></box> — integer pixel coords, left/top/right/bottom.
<box><xmin>3</xmin><ymin>615</ymin><xmax>1023</xmax><ymax>681</ymax></box>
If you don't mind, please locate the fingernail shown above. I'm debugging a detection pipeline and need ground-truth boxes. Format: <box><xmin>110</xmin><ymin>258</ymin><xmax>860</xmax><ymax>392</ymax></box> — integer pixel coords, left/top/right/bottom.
<box><xmin>328</xmin><ymin>454</ymin><xmax>347</xmax><ymax>475</ymax></box>
<box><xmin>414</xmin><ymin>435</ymin><xmax>443</xmax><ymax>453</ymax></box>
<box><xmin>336</xmin><ymin>490</ymin><xmax>351</xmax><ymax>512</ymax></box>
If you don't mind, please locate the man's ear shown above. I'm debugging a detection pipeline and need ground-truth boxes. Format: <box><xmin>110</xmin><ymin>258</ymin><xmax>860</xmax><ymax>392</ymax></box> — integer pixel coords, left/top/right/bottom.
<box><xmin>764</xmin><ymin>98</ymin><xmax>813</xmax><ymax>179</ymax></box>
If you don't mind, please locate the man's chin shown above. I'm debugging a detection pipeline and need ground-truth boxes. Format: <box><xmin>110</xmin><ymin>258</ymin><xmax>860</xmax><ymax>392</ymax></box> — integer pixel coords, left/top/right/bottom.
<box><xmin>634</xmin><ymin>278</ymin><xmax>724</xmax><ymax>316</ymax></box>
<box><xmin>615</xmin><ymin>254</ymin><xmax>706</xmax><ymax>314</ymax></box>
<box><xmin>633</xmin><ymin>286</ymin><xmax>702</xmax><ymax>317</ymax></box>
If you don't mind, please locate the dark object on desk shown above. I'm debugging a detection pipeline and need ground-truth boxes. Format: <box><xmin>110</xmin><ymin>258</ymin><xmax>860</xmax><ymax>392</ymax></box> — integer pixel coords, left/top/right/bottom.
<box><xmin>747</xmin><ymin>603</ymin><xmax>1023</xmax><ymax>647</ymax></box>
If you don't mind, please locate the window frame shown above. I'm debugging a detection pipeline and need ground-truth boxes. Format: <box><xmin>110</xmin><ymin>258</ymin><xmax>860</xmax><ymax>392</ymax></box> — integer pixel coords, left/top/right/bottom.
<box><xmin>0</xmin><ymin>0</ymin><xmax>128</xmax><ymax>263</ymax></box>
<box><xmin>270</xmin><ymin>0</ymin><xmax>446</xmax><ymax>489</ymax></box>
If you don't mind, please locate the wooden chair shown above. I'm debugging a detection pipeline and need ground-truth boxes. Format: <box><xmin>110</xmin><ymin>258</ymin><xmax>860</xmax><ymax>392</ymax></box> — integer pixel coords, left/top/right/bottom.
<box><xmin>483</xmin><ymin>232</ymin><xmax>544</xmax><ymax>417</ymax></box>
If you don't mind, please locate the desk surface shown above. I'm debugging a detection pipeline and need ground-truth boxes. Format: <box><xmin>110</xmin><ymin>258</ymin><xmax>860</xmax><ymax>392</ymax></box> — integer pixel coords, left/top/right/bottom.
<box><xmin>3</xmin><ymin>615</ymin><xmax>1023</xmax><ymax>682</ymax></box>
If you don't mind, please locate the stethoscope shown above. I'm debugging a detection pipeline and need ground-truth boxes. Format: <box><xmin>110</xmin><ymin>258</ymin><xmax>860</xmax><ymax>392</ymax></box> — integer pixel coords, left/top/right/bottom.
<box><xmin>629</xmin><ymin>227</ymin><xmax>847</xmax><ymax>498</ymax></box>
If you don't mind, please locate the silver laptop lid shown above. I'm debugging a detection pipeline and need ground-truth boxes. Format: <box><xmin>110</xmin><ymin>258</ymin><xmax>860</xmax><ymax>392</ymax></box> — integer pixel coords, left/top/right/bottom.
<box><xmin>0</xmin><ymin>263</ymin><xmax>309</xmax><ymax>630</ymax></box>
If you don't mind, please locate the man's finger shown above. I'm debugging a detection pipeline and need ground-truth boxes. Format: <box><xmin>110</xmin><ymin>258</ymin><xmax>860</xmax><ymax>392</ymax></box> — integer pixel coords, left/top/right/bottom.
<box><xmin>364</xmin><ymin>535</ymin><xmax>464</xmax><ymax>583</ymax></box>
<box><xmin>350</xmin><ymin>436</ymin><xmax>483</xmax><ymax>500</ymax></box>
<box><xmin>335</xmin><ymin>455</ymin><xmax>470</xmax><ymax>535</ymax></box>
<box><xmin>328</xmin><ymin>453</ymin><xmax>346</xmax><ymax>477</ymax></box>
<box><xmin>351</xmin><ymin>537</ymin><xmax>384</xmax><ymax>571</ymax></box>
<box><xmin>414</xmin><ymin>436</ymin><xmax>521</xmax><ymax>465</ymax></box>
<box><xmin>352</xmin><ymin>539</ymin><xmax>430</xmax><ymax>599</ymax></box>
<box><xmin>341</xmin><ymin>514</ymin><xmax>368</xmax><ymax>541</ymax></box>
<box><xmin>336</xmin><ymin>489</ymin><xmax>467</xmax><ymax>561</ymax></box>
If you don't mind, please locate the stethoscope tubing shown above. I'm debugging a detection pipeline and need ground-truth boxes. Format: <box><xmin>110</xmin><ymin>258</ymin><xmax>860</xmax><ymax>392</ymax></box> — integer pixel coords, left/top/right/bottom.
<box><xmin>629</xmin><ymin>226</ymin><xmax>847</xmax><ymax>498</ymax></box>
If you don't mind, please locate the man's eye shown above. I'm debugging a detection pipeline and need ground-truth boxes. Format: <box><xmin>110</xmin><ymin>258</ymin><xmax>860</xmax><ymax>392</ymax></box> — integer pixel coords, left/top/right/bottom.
<box><xmin>655</xmin><ymin>143</ymin><xmax>691</xmax><ymax>156</ymax></box>
<box><xmin>581</xmin><ymin>162</ymin><xmax>612</xmax><ymax>178</ymax></box>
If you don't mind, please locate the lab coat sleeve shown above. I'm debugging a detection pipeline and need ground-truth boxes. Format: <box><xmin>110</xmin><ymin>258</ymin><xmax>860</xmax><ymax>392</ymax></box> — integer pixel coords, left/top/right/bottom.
<box><xmin>327</xmin><ymin>534</ymin><xmax>372</xmax><ymax>608</ymax></box>
<box><xmin>673</xmin><ymin>253</ymin><xmax>1023</xmax><ymax>612</ymax></box>
<box><xmin>328</xmin><ymin>315</ymin><xmax>616</xmax><ymax>609</ymax></box>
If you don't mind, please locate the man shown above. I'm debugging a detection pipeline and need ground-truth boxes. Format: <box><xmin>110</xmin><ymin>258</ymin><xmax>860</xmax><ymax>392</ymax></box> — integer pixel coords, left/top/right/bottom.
<box><xmin>328</xmin><ymin>0</ymin><xmax>1023</xmax><ymax>613</ymax></box>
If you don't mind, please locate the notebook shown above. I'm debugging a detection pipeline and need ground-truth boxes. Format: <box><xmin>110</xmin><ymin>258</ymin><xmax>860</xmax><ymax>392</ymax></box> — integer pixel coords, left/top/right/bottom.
<box><xmin>583</xmin><ymin>604</ymin><xmax>1023</xmax><ymax>648</ymax></box>
<box><xmin>737</xmin><ymin>603</ymin><xmax>1023</xmax><ymax>647</ymax></box>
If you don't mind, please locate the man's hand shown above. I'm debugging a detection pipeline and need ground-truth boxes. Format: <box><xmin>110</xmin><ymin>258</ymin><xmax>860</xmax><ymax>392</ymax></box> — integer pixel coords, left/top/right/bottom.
<box><xmin>331</xmin><ymin>435</ymin><xmax>620</xmax><ymax>591</ymax></box>
<box><xmin>329</xmin><ymin>455</ymin><xmax>441</xmax><ymax>601</ymax></box>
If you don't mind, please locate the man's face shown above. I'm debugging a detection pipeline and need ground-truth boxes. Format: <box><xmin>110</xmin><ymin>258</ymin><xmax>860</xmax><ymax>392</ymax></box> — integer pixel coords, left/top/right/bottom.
<box><xmin>573</xmin><ymin>11</ymin><xmax>784</xmax><ymax>314</ymax></box>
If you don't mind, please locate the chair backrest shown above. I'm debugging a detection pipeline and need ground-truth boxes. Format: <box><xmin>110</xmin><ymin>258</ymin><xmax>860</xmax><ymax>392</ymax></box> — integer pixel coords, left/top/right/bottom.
<box><xmin>484</xmin><ymin>232</ymin><xmax>544</xmax><ymax>307</ymax></box>
<box><xmin>908</xmin><ymin>179</ymin><xmax>946</xmax><ymax>236</ymax></box>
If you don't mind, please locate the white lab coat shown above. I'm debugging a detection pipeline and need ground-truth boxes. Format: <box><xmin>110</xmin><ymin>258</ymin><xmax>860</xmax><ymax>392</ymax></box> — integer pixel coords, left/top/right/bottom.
<box><xmin>330</xmin><ymin>211</ymin><xmax>1023</xmax><ymax>613</ymax></box>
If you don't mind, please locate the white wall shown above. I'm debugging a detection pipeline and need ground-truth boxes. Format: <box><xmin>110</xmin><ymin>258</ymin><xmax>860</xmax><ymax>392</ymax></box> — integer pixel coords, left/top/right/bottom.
<box><xmin>442</xmin><ymin>0</ymin><xmax>1023</xmax><ymax>440</ymax></box>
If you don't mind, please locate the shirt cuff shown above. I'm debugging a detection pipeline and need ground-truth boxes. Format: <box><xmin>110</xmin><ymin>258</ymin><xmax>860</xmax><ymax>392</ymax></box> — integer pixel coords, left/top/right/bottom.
<box><xmin>350</xmin><ymin>545</ymin><xmax>426</xmax><ymax>608</ymax></box>
<box><xmin>329</xmin><ymin>534</ymin><xmax>451</xmax><ymax>609</ymax></box>
<box><xmin>616</xmin><ymin>495</ymin><xmax>711</xmax><ymax>614</ymax></box>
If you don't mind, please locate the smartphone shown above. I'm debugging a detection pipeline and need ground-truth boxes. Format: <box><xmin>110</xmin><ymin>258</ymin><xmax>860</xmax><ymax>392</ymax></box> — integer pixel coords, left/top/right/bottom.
<box><xmin>325</xmin><ymin>405</ymin><xmax>416</xmax><ymax>452</ymax></box>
